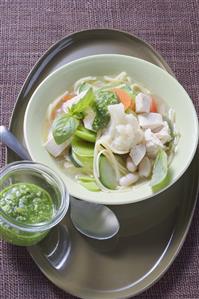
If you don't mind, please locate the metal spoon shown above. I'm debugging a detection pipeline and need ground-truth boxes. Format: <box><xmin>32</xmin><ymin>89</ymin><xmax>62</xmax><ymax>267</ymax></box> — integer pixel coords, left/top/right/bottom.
<box><xmin>0</xmin><ymin>125</ymin><xmax>120</xmax><ymax>240</ymax></box>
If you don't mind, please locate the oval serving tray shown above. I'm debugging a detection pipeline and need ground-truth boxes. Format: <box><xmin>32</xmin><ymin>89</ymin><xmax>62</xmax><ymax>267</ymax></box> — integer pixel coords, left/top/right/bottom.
<box><xmin>7</xmin><ymin>29</ymin><xmax>199</xmax><ymax>299</ymax></box>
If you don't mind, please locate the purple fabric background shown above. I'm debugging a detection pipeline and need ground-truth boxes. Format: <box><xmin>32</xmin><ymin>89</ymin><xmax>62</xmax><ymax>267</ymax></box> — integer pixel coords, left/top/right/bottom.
<box><xmin>0</xmin><ymin>0</ymin><xmax>199</xmax><ymax>298</ymax></box>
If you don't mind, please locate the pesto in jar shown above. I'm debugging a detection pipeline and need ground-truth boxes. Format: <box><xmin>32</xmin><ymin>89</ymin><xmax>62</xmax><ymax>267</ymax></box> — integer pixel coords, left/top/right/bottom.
<box><xmin>0</xmin><ymin>183</ymin><xmax>54</xmax><ymax>246</ymax></box>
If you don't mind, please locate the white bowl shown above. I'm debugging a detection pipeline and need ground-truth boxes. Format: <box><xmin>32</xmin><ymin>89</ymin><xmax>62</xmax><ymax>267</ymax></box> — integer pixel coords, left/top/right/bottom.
<box><xmin>24</xmin><ymin>54</ymin><xmax>199</xmax><ymax>205</ymax></box>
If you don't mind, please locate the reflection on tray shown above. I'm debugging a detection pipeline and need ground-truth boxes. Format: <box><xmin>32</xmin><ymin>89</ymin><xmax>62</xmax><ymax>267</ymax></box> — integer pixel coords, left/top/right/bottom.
<box><xmin>36</xmin><ymin>224</ymin><xmax>71</xmax><ymax>270</ymax></box>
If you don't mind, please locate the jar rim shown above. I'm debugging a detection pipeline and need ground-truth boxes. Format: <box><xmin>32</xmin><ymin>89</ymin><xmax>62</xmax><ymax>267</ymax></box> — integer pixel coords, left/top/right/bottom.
<box><xmin>0</xmin><ymin>161</ymin><xmax>69</xmax><ymax>232</ymax></box>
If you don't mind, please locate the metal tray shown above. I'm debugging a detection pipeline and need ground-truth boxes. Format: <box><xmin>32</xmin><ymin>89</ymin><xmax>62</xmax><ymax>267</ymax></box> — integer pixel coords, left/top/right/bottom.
<box><xmin>7</xmin><ymin>29</ymin><xmax>199</xmax><ymax>299</ymax></box>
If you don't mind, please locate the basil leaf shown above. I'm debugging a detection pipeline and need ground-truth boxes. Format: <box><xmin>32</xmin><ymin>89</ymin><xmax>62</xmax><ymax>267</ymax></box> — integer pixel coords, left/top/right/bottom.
<box><xmin>52</xmin><ymin>114</ymin><xmax>79</xmax><ymax>144</ymax></box>
<box><xmin>69</xmin><ymin>88</ymin><xmax>95</xmax><ymax>116</ymax></box>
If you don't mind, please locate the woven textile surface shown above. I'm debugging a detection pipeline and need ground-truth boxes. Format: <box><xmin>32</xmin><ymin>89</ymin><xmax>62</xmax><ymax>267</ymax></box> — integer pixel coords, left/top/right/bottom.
<box><xmin>0</xmin><ymin>0</ymin><xmax>199</xmax><ymax>298</ymax></box>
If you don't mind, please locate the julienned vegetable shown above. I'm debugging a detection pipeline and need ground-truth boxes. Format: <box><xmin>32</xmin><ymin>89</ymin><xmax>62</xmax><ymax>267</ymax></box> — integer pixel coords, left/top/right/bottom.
<box><xmin>75</xmin><ymin>126</ymin><xmax>96</xmax><ymax>143</ymax></box>
<box><xmin>99</xmin><ymin>155</ymin><xmax>118</xmax><ymax>190</ymax></box>
<box><xmin>77</xmin><ymin>176</ymin><xmax>100</xmax><ymax>192</ymax></box>
<box><xmin>44</xmin><ymin>72</ymin><xmax>179</xmax><ymax>193</ymax></box>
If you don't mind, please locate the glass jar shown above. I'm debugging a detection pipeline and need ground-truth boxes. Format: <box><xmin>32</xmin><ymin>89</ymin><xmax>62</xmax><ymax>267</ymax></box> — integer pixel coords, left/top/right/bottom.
<box><xmin>0</xmin><ymin>161</ymin><xmax>69</xmax><ymax>246</ymax></box>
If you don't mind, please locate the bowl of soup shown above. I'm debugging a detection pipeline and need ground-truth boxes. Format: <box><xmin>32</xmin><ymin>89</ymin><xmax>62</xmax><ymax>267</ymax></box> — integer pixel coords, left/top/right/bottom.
<box><xmin>24</xmin><ymin>54</ymin><xmax>198</xmax><ymax>204</ymax></box>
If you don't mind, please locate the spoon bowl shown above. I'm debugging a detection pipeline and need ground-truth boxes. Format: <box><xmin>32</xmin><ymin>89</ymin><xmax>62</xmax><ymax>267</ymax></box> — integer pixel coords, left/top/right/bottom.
<box><xmin>70</xmin><ymin>197</ymin><xmax>120</xmax><ymax>240</ymax></box>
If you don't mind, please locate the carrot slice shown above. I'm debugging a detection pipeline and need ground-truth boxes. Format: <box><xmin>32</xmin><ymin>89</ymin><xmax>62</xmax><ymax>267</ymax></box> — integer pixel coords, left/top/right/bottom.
<box><xmin>112</xmin><ymin>88</ymin><xmax>134</xmax><ymax>110</ymax></box>
<box><xmin>150</xmin><ymin>97</ymin><xmax>158</xmax><ymax>112</ymax></box>
<box><xmin>62</xmin><ymin>94</ymin><xmax>74</xmax><ymax>102</ymax></box>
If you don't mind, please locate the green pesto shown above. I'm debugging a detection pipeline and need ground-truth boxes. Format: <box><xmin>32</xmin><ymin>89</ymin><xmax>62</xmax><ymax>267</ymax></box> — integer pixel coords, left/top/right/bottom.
<box><xmin>0</xmin><ymin>183</ymin><xmax>54</xmax><ymax>246</ymax></box>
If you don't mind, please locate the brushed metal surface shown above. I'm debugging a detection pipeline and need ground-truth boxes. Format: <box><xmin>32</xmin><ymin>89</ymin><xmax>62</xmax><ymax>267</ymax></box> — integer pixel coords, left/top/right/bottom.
<box><xmin>7</xmin><ymin>29</ymin><xmax>199</xmax><ymax>299</ymax></box>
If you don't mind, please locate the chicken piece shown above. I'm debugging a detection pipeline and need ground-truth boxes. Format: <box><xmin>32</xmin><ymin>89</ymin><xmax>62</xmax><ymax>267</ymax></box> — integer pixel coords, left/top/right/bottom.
<box><xmin>83</xmin><ymin>108</ymin><xmax>96</xmax><ymax>131</ymax></box>
<box><xmin>126</xmin><ymin>156</ymin><xmax>137</xmax><ymax>172</ymax></box>
<box><xmin>44</xmin><ymin>131</ymin><xmax>71</xmax><ymax>157</ymax></box>
<box><xmin>135</xmin><ymin>93</ymin><xmax>151</xmax><ymax>113</ymax></box>
<box><xmin>138</xmin><ymin>156</ymin><xmax>152</xmax><ymax>178</ymax></box>
<box><xmin>119</xmin><ymin>173</ymin><xmax>139</xmax><ymax>187</ymax></box>
<box><xmin>62</xmin><ymin>90</ymin><xmax>87</xmax><ymax>113</ymax></box>
<box><xmin>138</xmin><ymin>113</ymin><xmax>163</xmax><ymax>130</ymax></box>
<box><xmin>100</xmin><ymin>103</ymin><xmax>143</xmax><ymax>154</ymax></box>
<box><xmin>130</xmin><ymin>144</ymin><xmax>146</xmax><ymax>166</ymax></box>
<box><xmin>155</xmin><ymin>121</ymin><xmax>171</xmax><ymax>144</ymax></box>
<box><xmin>144</xmin><ymin>128</ymin><xmax>164</xmax><ymax>158</ymax></box>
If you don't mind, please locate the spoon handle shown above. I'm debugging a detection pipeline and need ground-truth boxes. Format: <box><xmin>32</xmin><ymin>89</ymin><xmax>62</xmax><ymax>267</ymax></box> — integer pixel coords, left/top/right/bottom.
<box><xmin>0</xmin><ymin>125</ymin><xmax>31</xmax><ymax>160</ymax></box>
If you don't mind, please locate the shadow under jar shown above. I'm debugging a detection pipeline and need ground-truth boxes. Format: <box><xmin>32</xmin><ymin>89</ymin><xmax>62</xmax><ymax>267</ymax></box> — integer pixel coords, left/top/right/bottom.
<box><xmin>0</xmin><ymin>161</ymin><xmax>69</xmax><ymax>246</ymax></box>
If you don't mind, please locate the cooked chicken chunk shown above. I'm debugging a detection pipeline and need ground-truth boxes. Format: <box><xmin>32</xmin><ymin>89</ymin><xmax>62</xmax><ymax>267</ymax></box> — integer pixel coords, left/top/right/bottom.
<box><xmin>144</xmin><ymin>128</ymin><xmax>164</xmax><ymax>158</ymax></box>
<box><xmin>155</xmin><ymin>121</ymin><xmax>171</xmax><ymax>144</ymax></box>
<box><xmin>138</xmin><ymin>113</ymin><xmax>163</xmax><ymax>130</ymax></box>
<box><xmin>44</xmin><ymin>131</ymin><xmax>70</xmax><ymax>157</ymax></box>
<box><xmin>130</xmin><ymin>144</ymin><xmax>146</xmax><ymax>166</ymax></box>
<box><xmin>138</xmin><ymin>156</ymin><xmax>152</xmax><ymax>178</ymax></box>
<box><xmin>126</xmin><ymin>156</ymin><xmax>137</xmax><ymax>172</ymax></box>
<box><xmin>119</xmin><ymin>173</ymin><xmax>139</xmax><ymax>186</ymax></box>
<box><xmin>135</xmin><ymin>93</ymin><xmax>151</xmax><ymax>113</ymax></box>
<box><xmin>100</xmin><ymin>103</ymin><xmax>143</xmax><ymax>154</ymax></box>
